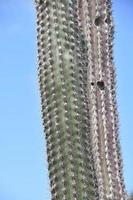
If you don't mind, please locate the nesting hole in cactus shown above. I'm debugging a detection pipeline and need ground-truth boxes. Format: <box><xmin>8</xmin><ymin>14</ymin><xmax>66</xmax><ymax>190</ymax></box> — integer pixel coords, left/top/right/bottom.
<box><xmin>95</xmin><ymin>16</ymin><xmax>102</xmax><ymax>26</ymax></box>
<box><xmin>97</xmin><ymin>81</ymin><xmax>105</xmax><ymax>90</ymax></box>
<box><xmin>91</xmin><ymin>82</ymin><xmax>95</xmax><ymax>86</ymax></box>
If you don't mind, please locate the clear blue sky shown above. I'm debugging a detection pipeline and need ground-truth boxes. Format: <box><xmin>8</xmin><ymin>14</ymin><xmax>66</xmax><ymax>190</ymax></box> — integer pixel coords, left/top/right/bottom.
<box><xmin>0</xmin><ymin>0</ymin><xmax>132</xmax><ymax>199</ymax></box>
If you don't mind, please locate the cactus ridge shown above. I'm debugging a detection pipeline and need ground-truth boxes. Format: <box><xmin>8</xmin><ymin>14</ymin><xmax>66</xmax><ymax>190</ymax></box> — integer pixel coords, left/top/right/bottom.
<box><xmin>103</xmin><ymin>1</ymin><xmax>126</xmax><ymax>198</ymax></box>
<box><xmin>94</xmin><ymin>1</ymin><xmax>114</xmax><ymax>198</ymax></box>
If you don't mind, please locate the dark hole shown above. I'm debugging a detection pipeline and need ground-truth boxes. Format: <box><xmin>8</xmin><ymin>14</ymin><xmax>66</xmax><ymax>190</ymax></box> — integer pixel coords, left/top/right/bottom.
<box><xmin>95</xmin><ymin>16</ymin><xmax>102</xmax><ymax>26</ymax></box>
<box><xmin>91</xmin><ymin>82</ymin><xmax>95</xmax><ymax>86</ymax></box>
<box><xmin>97</xmin><ymin>81</ymin><xmax>105</xmax><ymax>90</ymax></box>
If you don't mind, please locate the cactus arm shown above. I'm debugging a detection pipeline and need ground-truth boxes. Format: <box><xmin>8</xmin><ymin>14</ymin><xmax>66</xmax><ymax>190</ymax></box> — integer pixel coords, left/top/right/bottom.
<box><xmin>77</xmin><ymin>0</ymin><xmax>127</xmax><ymax>199</ymax></box>
<box><xmin>35</xmin><ymin>0</ymin><xmax>98</xmax><ymax>199</ymax></box>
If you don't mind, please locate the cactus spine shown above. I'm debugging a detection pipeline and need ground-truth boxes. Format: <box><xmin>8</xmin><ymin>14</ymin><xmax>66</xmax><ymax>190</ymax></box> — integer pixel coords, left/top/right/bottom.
<box><xmin>35</xmin><ymin>0</ymin><xmax>126</xmax><ymax>199</ymax></box>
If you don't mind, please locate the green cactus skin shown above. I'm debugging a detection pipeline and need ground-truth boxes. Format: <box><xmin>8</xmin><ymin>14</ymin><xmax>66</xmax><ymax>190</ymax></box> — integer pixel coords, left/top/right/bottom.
<box><xmin>35</xmin><ymin>0</ymin><xmax>126</xmax><ymax>199</ymax></box>
<box><xmin>35</xmin><ymin>0</ymin><xmax>98</xmax><ymax>199</ymax></box>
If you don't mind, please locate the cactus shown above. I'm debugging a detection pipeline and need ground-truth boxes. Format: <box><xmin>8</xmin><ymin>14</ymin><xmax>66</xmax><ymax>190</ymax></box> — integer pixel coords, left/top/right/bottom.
<box><xmin>35</xmin><ymin>0</ymin><xmax>126</xmax><ymax>199</ymax></box>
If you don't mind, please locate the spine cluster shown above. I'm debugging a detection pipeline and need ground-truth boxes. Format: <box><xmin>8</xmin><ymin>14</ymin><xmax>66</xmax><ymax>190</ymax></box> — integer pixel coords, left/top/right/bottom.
<box><xmin>35</xmin><ymin>0</ymin><xmax>126</xmax><ymax>199</ymax></box>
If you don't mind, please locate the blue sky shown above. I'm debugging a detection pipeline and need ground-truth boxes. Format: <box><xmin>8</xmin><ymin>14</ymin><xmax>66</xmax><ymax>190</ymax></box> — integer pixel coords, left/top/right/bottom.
<box><xmin>0</xmin><ymin>0</ymin><xmax>132</xmax><ymax>199</ymax></box>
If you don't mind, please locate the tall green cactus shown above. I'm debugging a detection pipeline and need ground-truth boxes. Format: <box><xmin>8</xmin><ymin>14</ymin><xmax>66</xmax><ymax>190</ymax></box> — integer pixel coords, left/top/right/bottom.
<box><xmin>35</xmin><ymin>0</ymin><xmax>126</xmax><ymax>199</ymax></box>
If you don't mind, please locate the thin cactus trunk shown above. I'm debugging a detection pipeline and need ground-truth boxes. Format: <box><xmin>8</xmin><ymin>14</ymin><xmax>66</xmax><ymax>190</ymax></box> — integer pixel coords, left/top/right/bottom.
<box><xmin>35</xmin><ymin>0</ymin><xmax>126</xmax><ymax>199</ymax></box>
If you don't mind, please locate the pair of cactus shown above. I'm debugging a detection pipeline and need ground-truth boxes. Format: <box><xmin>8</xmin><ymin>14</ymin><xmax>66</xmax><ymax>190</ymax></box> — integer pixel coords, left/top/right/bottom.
<box><xmin>35</xmin><ymin>0</ymin><xmax>126</xmax><ymax>199</ymax></box>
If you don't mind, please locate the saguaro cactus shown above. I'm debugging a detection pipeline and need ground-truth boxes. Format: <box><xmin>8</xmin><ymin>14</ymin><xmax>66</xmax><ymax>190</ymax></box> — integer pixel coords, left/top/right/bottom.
<box><xmin>35</xmin><ymin>0</ymin><xmax>126</xmax><ymax>199</ymax></box>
